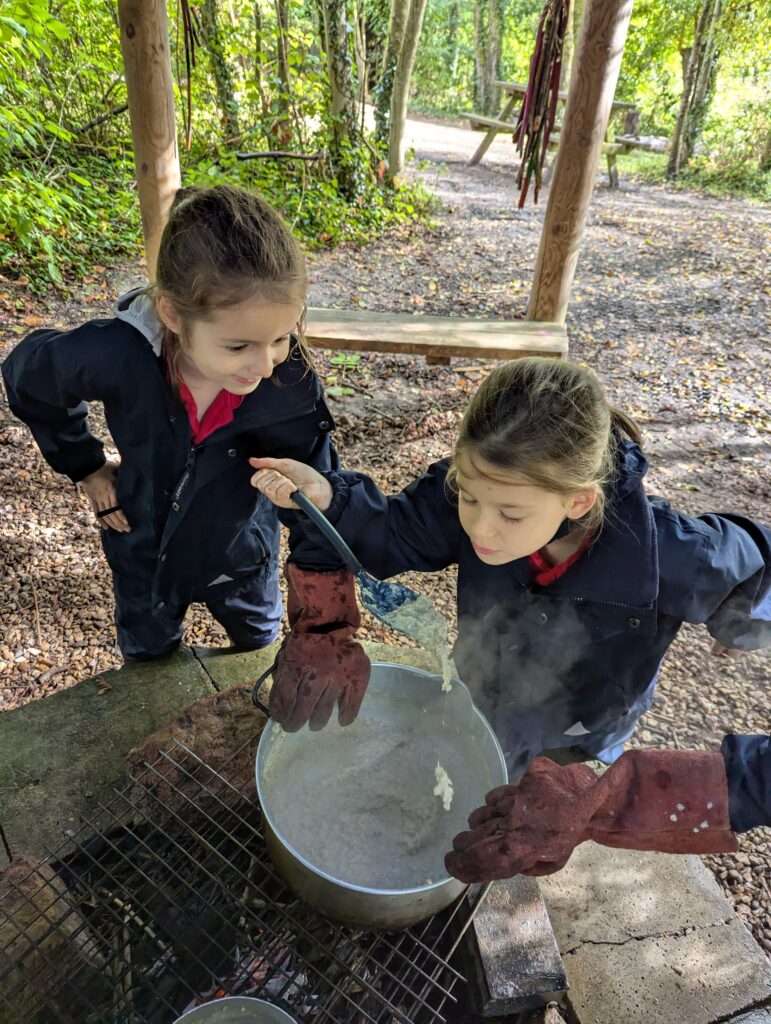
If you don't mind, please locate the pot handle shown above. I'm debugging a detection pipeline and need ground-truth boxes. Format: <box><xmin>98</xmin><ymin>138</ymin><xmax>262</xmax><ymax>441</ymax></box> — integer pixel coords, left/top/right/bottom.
<box><xmin>252</xmin><ymin>661</ymin><xmax>275</xmax><ymax>717</ymax></box>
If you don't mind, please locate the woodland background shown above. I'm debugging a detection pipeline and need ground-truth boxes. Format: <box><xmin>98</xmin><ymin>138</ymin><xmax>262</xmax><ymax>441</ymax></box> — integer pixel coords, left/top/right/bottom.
<box><xmin>0</xmin><ymin>0</ymin><xmax>769</xmax><ymax>290</ymax></box>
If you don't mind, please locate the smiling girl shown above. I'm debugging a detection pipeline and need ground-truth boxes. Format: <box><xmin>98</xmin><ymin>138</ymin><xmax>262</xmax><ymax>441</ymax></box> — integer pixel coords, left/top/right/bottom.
<box><xmin>2</xmin><ymin>185</ymin><xmax>352</xmax><ymax>664</ymax></box>
<box><xmin>250</xmin><ymin>358</ymin><xmax>771</xmax><ymax>770</ymax></box>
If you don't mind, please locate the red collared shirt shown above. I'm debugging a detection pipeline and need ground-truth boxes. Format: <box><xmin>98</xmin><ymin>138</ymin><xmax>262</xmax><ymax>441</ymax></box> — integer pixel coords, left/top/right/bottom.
<box><xmin>177</xmin><ymin>376</ymin><xmax>245</xmax><ymax>443</ymax></box>
<box><xmin>165</xmin><ymin>346</ymin><xmax>245</xmax><ymax>443</ymax></box>
<box><xmin>529</xmin><ymin>534</ymin><xmax>593</xmax><ymax>587</ymax></box>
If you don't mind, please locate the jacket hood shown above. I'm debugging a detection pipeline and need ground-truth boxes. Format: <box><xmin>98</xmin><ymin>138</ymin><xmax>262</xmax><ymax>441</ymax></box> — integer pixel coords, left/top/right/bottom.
<box><xmin>114</xmin><ymin>288</ymin><xmax>163</xmax><ymax>356</ymax></box>
<box><xmin>612</xmin><ymin>439</ymin><xmax>649</xmax><ymax>499</ymax></box>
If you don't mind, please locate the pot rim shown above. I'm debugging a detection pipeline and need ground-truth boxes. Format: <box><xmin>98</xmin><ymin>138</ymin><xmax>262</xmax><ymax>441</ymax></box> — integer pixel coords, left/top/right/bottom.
<box><xmin>174</xmin><ymin>995</ymin><xmax>298</xmax><ymax>1022</ymax></box>
<box><xmin>254</xmin><ymin>661</ymin><xmax>506</xmax><ymax>898</ymax></box>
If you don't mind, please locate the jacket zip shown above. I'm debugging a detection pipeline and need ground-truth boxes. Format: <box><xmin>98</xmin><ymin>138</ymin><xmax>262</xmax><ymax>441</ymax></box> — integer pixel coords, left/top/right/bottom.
<box><xmin>172</xmin><ymin>447</ymin><xmax>196</xmax><ymax>503</ymax></box>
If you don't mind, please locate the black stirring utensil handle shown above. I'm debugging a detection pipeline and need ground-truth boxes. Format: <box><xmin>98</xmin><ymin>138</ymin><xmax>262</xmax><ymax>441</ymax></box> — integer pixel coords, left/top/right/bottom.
<box><xmin>252</xmin><ymin>662</ymin><xmax>274</xmax><ymax>717</ymax></box>
<box><xmin>290</xmin><ymin>489</ymin><xmax>365</xmax><ymax>575</ymax></box>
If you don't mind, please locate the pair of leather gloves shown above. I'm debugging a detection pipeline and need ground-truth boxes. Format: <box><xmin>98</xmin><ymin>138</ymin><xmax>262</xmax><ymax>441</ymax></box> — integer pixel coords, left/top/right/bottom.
<box><xmin>275</xmin><ymin>567</ymin><xmax>739</xmax><ymax>883</ymax></box>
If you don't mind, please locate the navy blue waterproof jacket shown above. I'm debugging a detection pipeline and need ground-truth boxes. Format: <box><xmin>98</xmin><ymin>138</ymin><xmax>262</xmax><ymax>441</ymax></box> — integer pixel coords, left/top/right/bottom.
<box><xmin>723</xmin><ymin>735</ymin><xmax>771</xmax><ymax>832</ymax></box>
<box><xmin>1</xmin><ymin>292</ymin><xmax>339</xmax><ymax>609</ymax></box>
<box><xmin>297</xmin><ymin>446</ymin><xmax>771</xmax><ymax>768</ymax></box>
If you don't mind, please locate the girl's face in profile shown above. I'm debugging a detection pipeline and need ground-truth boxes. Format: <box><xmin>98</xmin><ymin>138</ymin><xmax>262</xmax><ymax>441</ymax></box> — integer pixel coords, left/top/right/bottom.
<box><xmin>454</xmin><ymin>452</ymin><xmax>597</xmax><ymax>564</ymax></box>
<box><xmin>158</xmin><ymin>295</ymin><xmax>299</xmax><ymax>394</ymax></box>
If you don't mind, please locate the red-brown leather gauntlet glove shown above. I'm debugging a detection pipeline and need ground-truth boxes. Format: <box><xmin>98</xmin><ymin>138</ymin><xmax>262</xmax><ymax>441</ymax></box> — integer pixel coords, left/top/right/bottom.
<box><xmin>270</xmin><ymin>564</ymin><xmax>371</xmax><ymax>732</ymax></box>
<box><xmin>446</xmin><ymin>749</ymin><xmax>738</xmax><ymax>883</ymax></box>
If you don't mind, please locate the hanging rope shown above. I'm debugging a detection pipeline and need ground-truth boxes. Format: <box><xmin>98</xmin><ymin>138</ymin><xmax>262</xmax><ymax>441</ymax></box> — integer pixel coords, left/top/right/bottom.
<box><xmin>513</xmin><ymin>0</ymin><xmax>570</xmax><ymax>207</ymax></box>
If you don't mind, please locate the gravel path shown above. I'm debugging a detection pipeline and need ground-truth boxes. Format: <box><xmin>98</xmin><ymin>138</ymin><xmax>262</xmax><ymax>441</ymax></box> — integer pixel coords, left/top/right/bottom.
<box><xmin>1</xmin><ymin>115</ymin><xmax>769</xmax><ymax>954</ymax></box>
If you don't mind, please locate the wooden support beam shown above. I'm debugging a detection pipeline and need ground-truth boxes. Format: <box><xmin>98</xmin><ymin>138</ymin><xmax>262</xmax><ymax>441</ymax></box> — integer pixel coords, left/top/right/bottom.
<box><xmin>118</xmin><ymin>0</ymin><xmax>181</xmax><ymax>279</ymax></box>
<box><xmin>527</xmin><ymin>0</ymin><xmax>635</xmax><ymax>323</ymax></box>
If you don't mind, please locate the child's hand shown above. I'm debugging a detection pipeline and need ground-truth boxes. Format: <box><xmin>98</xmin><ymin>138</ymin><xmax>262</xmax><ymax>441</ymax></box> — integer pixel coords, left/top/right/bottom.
<box><xmin>249</xmin><ymin>457</ymin><xmax>333</xmax><ymax>512</ymax></box>
<box><xmin>711</xmin><ymin>641</ymin><xmax>741</xmax><ymax>659</ymax></box>
<box><xmin>80</xmin><ymin>461</ymin><xmax>131</xmax><ymax>532</ymax></box>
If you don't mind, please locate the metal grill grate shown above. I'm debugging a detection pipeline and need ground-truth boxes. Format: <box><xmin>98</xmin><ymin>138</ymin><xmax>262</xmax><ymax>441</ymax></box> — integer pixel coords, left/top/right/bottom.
<box><xmin>0</xmin><ymin>738</ymin><xmax>488</xmax><ymax>1024</ymax></box>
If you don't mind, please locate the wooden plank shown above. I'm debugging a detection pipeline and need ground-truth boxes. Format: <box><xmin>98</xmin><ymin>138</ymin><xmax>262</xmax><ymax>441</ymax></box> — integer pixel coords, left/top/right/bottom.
<box><xmin>466</xmin><ymin>114</ymin><xmax>518</xmax><ymax>133</ymax></box>
<box><xmin>614</xmin><ymin>134</ymin><xmax>668</xmax><ymax>152</ymax></box>
<box><xmin>463</xmin><ymin>877</ymin><xmax>567</xmax><ymax>1016</ymax></box>
<box><xmin>304</xmin><ymin>308</ymin><xmax>568</xmax><ymax>361</ymax></box>
<box><xmin>494</xmin><ymin>78</ymin><xmax>637</xmax><ymax>111</ymax></box>
<box><xmin>546</xmin><ymin>133</ymin><xmax>624</xmax><ymax>155</ymax></box>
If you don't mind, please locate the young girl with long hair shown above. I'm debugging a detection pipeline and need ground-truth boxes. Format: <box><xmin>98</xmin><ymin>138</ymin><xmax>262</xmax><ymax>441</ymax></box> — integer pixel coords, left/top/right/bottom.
<box><xmin>250</xmin><ymin>357</ymin><xmax>770</xmax><ymax>773</ymax></box>
<box><xmin>3</xmin><ymin>185</ymin><xmax>362</xmax><ymax>680</ymax></box>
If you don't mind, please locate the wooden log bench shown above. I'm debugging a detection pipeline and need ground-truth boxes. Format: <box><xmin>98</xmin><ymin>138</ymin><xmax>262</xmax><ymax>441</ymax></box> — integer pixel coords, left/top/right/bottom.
<box><xmin>466</xmin><ymin>79</ymin><xmax>639</xmax><ymax>186</ymax></box>
<box><xmin>304</xmin><ymin>307</ymin><xmax>567</xmax><ymax>366</ymax></box>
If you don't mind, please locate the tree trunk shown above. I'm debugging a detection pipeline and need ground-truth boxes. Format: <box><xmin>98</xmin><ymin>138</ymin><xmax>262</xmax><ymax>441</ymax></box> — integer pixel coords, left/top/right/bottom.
<box><xmin>759</xmin><ymin>128</ymin><xmax>771</xmax><ymax>174</ymax></box>
<box><xmin>320</xmin><ymin>0</ymin><xmax>363</xmax><ymax>196</ymax></box>
<box><xmin>683</xmin><ymin>0</ymin><xmax>721</xmax><ymax>160</ymax></box>
<box><xmin>680</xmin><ymin>45</ymin><xmax>692</xmax><ymax>86</ymax></box>
<box><xmin>375</xmin><ymin>0</ymin><xmax>409</xmax><ymax>152</ymax></box>
<box><xmin>200</xmin><ymin>0</ymin><xmax>240</xmax><ymax>140</ymax></box>
<box><xmin>667</xmin><ymin>0</ymin><xmax>721</xmax><ymax>177</ymax></box>
<box><xmin>485</xmin><ymin>0</ymin><xmax>502</xmax><ymax>117</ymax></box>
<box><xmin>273</xmin><ymin>0</ymin><xmax>292</xmax><ymax>147</ymax></box>
<box><xmin>363</xmin><ymin>0</ymin><xmax>390</xmax><ymax>93</ymax></box>
<box><xmin>254</xmin><ymin>0</ymin><xmax>269</xmax><ymax>118</ymax></box>
<box><xmin>387</xmin><ymin>0</ymin><xmax>428</xmax><ymax>180</ymax></box>
<box><xmin>473</xmin><ymin>0</ymin><xmax>487</xmax><ymax>113</ymax></box>
<box><xmin>446</xmin><ymin>0</ymin><xmax>461</xmax><ymax>78</ymax></box>
<box><xmin>353</xmin><ymin>0</ymin><xmax>367</xmax><ymax>103</ymax></box>
<box><xmin>473</xmin><ymin>0</ymin><xmax>505</xmax><ymax>113</ymax></box>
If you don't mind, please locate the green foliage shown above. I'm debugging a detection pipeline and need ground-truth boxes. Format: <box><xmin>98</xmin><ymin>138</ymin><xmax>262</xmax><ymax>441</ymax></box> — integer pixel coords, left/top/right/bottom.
<box><xmin>410</xmin><ymin>0</ymin><xmax>769</xmax><ymax>195</ymax></box>
<box><xmin>410</xmin><ymin>0</ymin><xmax>540</xmax><ymax>114</ymax></box>
<box><xmin>623</xmin><ymin>150</ymin><xmax>770</xmax><ymax>202</ymax></box>
<box><xmin>0</xmin><ymin>0</ymin><xmax>432</xmax><ymax>290</ymax></box>
<box><xmin>187</xmin><ymin>147</ymin><xmax>435</xmax><ymax>248</ymax></box>
<box><xmin>0</xmin><ymin>0</ymin><xmax>767</xmax><ymax>291</ymax></box>
<box><xmin>0</xmin><ymin>157</ymin><xmax>141</xmax><ymax>291</ymax></box>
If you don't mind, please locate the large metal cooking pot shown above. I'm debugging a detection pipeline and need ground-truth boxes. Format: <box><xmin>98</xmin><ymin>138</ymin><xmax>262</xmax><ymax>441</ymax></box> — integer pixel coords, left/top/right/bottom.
<box><xmin>174</xmin><ymin>996</ymin><xmax>297</xmax><ymax>1022</ymax></box>
<box><xmin>255</xmin><ymin>662</ymin><xmax>506</xmax><ymax>930</ymax></box>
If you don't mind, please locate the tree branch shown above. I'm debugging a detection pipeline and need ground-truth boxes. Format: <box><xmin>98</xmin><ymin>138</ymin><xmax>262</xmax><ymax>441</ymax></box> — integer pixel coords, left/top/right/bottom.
<box><xmin>236</xmin><ymin>149</ymin><xmax>326</xmax><ymax>160</ymax></box>
<box><xmin>73</xmin><ymin>104</ymin><xmax>129</xmax><ymax>134</ymax></box>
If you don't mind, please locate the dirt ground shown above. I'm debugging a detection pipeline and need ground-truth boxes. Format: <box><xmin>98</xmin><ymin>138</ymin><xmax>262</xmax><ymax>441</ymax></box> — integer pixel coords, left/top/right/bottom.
<box><xmin>0</xmin><ymin>115</ymin><xmax>769</xmax><ymax>954</ymax></box>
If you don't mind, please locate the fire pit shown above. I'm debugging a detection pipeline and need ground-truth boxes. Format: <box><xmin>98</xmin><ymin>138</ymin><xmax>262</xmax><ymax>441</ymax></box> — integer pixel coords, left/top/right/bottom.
<box><xmin>0</xmin><ymin>735</ymin><xmax>490</xmax><ymax>1023</ymax></box>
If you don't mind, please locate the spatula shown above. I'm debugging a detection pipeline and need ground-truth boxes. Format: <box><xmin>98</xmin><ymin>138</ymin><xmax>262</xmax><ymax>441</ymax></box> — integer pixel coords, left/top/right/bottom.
<box><xmin>290</xmin><ymin>490</ymin><xmax>453</xmax><ymax>677</ymax></box>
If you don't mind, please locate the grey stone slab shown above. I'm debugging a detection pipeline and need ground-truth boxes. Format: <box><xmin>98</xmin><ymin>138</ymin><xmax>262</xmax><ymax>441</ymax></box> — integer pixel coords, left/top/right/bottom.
<box><xmin>192</xmin><ymin>642</ymin><xmax>280</xmax><ymax>692</ymax></box>
<box><xmin>727</xmin><ymin>1009</ymin><xmax>771</xmax><ymax>1023</ymax></box>
<box><xmin>465</xmin><ymin>877</ymin><xmax>567</xmax><ymax>1016</ymax></box>
<box><xmin>562</xmin><ymin>918</ymin><xmax>771</xmax><ymax>1024</ymax></box>
<box><xmin>539</xmin><ymin>842</ymin><xmax>733</xmax><ymax>953</ymax></box>
<box><xmin>0</xmin><ymin>647</ymin><xmax>214</xmax><ymax>864</ymax></box>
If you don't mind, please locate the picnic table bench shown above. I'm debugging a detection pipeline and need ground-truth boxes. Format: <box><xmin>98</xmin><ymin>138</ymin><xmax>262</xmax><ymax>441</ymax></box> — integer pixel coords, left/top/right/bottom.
<box><xmin>466</xmin><ymin>79</ymin><xmax>641</xmax><ymax>186</ymax></box>
<box><xmin>304</xmin><ymin>307</ymin><xmax>567</xmax><ymax>366</ymax></box>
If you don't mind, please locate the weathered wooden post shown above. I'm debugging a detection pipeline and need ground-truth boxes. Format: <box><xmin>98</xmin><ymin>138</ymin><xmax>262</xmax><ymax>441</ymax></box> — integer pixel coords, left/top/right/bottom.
<box><xmin>527</xmin><ymin>0</ymin><xmax>634</xmax><ymax>323</ymax></box>
<box><xmin>118</xmin><ymin>0</ymin><xmax>181</xmax><ymax>279</ymax></box>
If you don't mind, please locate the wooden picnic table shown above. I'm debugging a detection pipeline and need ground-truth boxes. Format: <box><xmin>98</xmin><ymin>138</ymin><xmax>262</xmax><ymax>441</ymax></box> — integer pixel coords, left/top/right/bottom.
<box><xmin>466</xmin><ymin>79</ymin><xmax>639</xmax><ymax>185</ymax></box>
